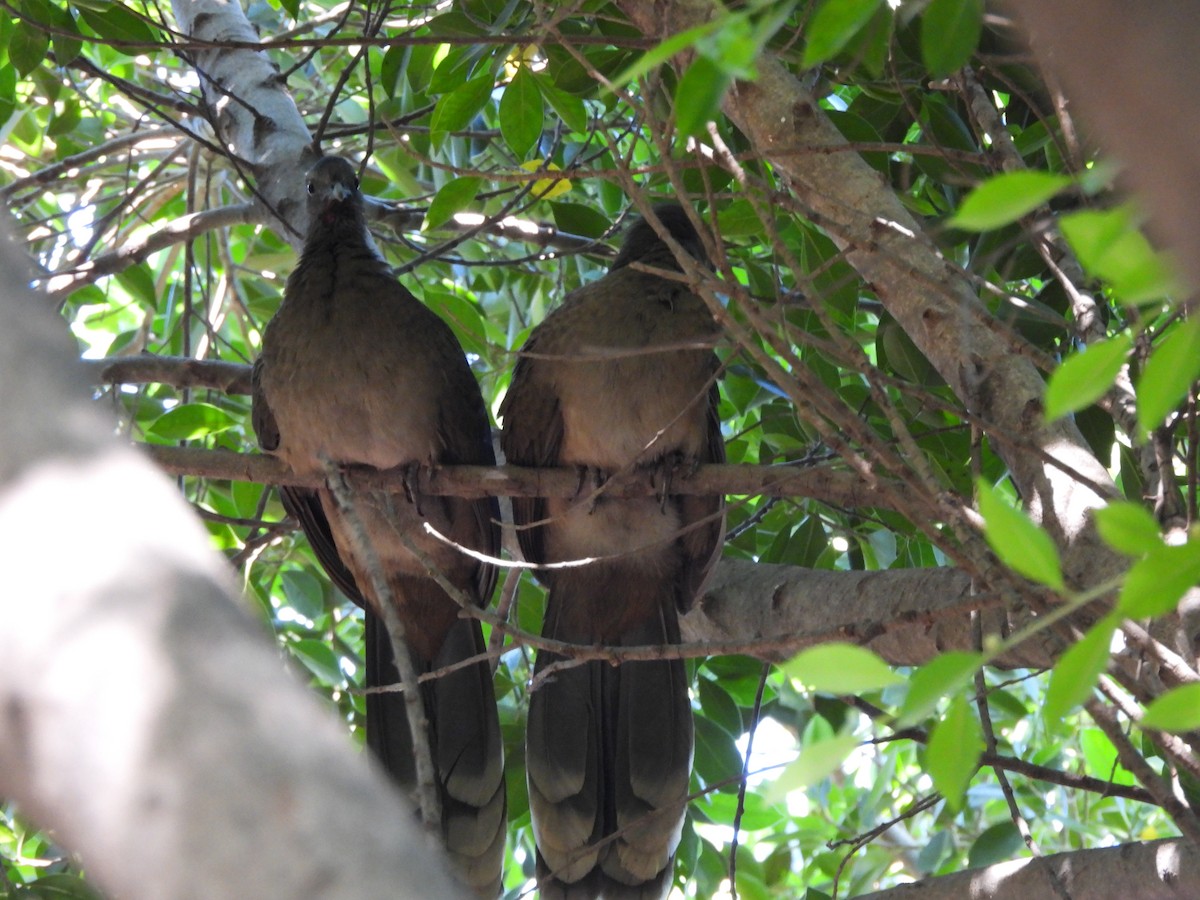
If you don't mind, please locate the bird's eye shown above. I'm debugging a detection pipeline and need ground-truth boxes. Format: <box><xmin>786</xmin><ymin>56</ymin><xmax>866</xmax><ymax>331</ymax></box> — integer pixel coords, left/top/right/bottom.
<box><xmin>352</xmin><ymin>176</ymin><xmax>359</xmax><ymax>190</ymax></box>
<box><xmin>306</xmin><ymin>182</ymin><xmax>315</xmax><ymax>195</ymax></box>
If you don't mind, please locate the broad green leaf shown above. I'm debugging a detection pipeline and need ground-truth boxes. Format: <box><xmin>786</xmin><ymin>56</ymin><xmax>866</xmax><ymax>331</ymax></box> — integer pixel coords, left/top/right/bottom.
<box><xmin>550</xmin><ymin>201</ymin><xmax>610</xmax><ymax>238</ymax></box>
<box><xmin>1118</xmin><ymin>542</ymin><xmax>1200</xmax><ymax>618</ymax></box>
<box><xmin>717</xmin><ymin>199</ymin><xmax>766</xmax><ymax>238</ymax></box>
<box><xmin>1060</xmin><ymin>207</ymin><xmax>1185</xmax><ymax>304</ymax></box>
<box><xmin>697</xmin><ymin>677</ymin><xmax>743</xmax><ymax>736</ymax></box>
<box><xmin>115</xmin><ymin>262</ymin><xmax>158</xmax><ymax>307</ymax></box>
<box><xmin>1093</xmin><ymin>502</ymin><xmax>1161</xmax><ymax>556</ymax></box>
<box><xmin>499</xmin><ymin>65</ymin><xmax>543</xmax><ymax>158</ymax></box>
<box><xmin>765</xmin><ymin>730</ymin><xmax>859</xmax><ymax>800</ymax></box>
<box><xmin>802</xmin><ymin>0</ymin><xmax>882</xmax><ymax>68</ymax></box>
<box><xmin>950</xmin><ymin>171</ymin><xmax>1070</xmax><ymax>231</ymax></box>
<box><xmin>423</xmin><ymin>176</ymin><xmax>482</xmax><ymax>232</ymax></box>
<box><xmin>898</xmin><ymin>651</ymin><xmax>983</xmax><ymax>727</ymax></box>
<box><xmin>782</xmin><ymin>642</ymin><xmax>902</xmax><ymax>694</ymax></box>
<box><xmin>1043</xmin><ymin>332</ymin><xmax>1132</xmax><ymax>422</ymax></box>
<box><xmin>967</xmin><ymin>821</ymin><xmax>1023</xmax><ymax>869</ymax></box>
<box><xmin>976</xmin><ymin>479</ymin><xmax>1065</xmax><ymax>591</ymax></box>
<box><xmin>50</xmin><ymin>3</ymin><xmax>82</xmax><ymax>66</ymax></box>
<box><xmin>9</xmin><ymin>872</ymin><xmax>103</xmax><ymax>899</ymax></box>
<box><xmin>1138</xmin><ymin>316</ymin><xmax>1200</xmax><ymax>437</ymax></box>
<box><xmin>429</xmin><ymin>72</ymin><xmax>494</xmax><ymax>144</ymax></box>
<box><xmin>674</xmin><ymin>55</ymin><xmax>732</xmax><ymax>137</ymax></box>
<box><xmin>78</xmin><ymin>4</ymin><xmax>159</xmax><ymax>46</ymax></box>
<box><xmin>10</xmin><ymin>19</ymin><xmax>50</xmax><ymax>77</ymax></box>
<box><xmin>537</xmin><ymin>73</ymin><xmax>588</xmax><ymax>134</ymax></box>
<box><xmin>921</xmin><ymin>0</ymin><xmax>983</xmax><ymax>77</ymax></box>
<box><xmin>610</xmin><ymin>20</ymin><xmax>721</xmax><ymax>91</ymax></box>
<box><xmin>926</xmin><ymin>695</ymin><xmax>982</xmax><ymax>810</ymax></box>
<box><xmin>147</xmin><ymin>403</ymin><xmax>237</xmax><ymax>441</ymax></box>
<box><xmin>0</xmin><ymin>61</ymin><xmax>15</xmax><ymax>127</ymax></box>
<box><xmin>281</xmin><ymin>568</ymin><xmax>325</xmax><ymax>621</ymax></box>
<box><xmin>1045</xmin><ymin>614</ymin><xmax>1116</xmax><ymax>721</ymax></box>
<box><xmin>288</xmin><ymin>639</ymin><xmax>343</xmax><ymax>686</ymax></box>
<box><xmin>693</xmin><ymin>715</ymin><xmax>745</xmax><ymax>784</ymax></box>
<box><xmin>1079</xmin><ymin>727</ymin><xmax>1135</xmax><ymax>785</ymax></box>
<box><xmin>1140</xmin><ymin>684</ymin><xmax>1200</xmax><ymax>733</ymax></box>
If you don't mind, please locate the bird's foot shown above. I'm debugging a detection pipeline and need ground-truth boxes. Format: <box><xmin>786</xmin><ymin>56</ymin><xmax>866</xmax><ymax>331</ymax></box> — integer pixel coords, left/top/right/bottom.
<box><xmin>650</xmin><ymin>452</ymin><xmax>694</xmax><ymax>512</ymax></box>
<box><xmin>573</xmin><ymin>465</ymin><xmax>607</xmax><ymax>514</ymax></box>
<box><xmin>400</xmin><ymin>461</ymin><xmax>424</xmax><ymax>517</ymax></box>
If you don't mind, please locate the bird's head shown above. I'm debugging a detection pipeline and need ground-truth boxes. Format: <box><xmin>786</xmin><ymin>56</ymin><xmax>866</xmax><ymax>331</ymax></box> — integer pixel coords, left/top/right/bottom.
<box><xmin>612</xmin><ymin>202</ymin><xmax>711</xmax><ymax>272</ymax></box>
<box><xmin>304</xmin><ymin>157</ymin><xmax>362</xmax><ymax>228</ymax></box>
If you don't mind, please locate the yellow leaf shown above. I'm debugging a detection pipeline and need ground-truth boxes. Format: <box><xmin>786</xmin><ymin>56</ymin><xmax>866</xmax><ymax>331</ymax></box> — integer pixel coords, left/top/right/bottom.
<box><xmin>520</xmin><ymin>160</ymin><xmax>571</xmax><ymax>200</ymax></box>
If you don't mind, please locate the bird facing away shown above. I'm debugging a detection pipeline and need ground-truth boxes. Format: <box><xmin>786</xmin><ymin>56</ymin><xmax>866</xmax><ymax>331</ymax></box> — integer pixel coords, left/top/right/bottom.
<box><xmin>251</xmin><ymin>156</ymin><xmax>506</xmax><ymax>897</ymax></box>
<box><xmin>500</xmin><ymin>203</ymin><xmax>726</xmax><ymax>899</ymax></box>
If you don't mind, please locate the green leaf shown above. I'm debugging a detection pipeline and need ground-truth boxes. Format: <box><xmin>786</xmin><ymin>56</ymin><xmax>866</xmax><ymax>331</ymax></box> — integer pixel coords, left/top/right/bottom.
<box><xmin>697</xmin><ymin>677</ymin><xmax>744</xmax><ymax>736</ymax></box>
<box><xmin>537</xmin><ymin>73</ymin><xmax>588</xmax><ymax>134</ymax></box>
<box><xmin>765</xmin><ymin>730</ymin><xmax>859</xmax><ymax>801</ymax></box>
<box><xmin>1140</xmin><ymin>684</ymin><xmax>1200</xmax><ymax>733</ymax></box>
<box><xmin>50</xmin><ymin>3</ymin><xmax>82</xmax><ymax>66</ymax></box>
<box><xmin>967</xmin><ymin>821</ymin><xmax>1023</xmax><ymax>869</ymax></box>
<box><xmin>9</xmin><ymin>873</ymin><xmax>103</xmax><ymax>900</ymax></box>
<box><xmin>926</xmin><ymin>695</ymin><xmax>982</xmax><ymax>810</ymax></box>
<box><xmin>430</xmin><ymin>72</ymin><xmax>494</xmax><ymax>145</ymax></box>
<box><xmin>674</xmin><ymin>55</ymin><xmax>732</xmax><ymax>138</ymax></box>
<box><xmin>1093</xmin><ymin>502</ymin><xmax>1161</xmax><ymax>556</ymax></box>
<box><xmin>77</xmin><ymin>4</ymin><xmax>159</xmax><ymax>46</ymax></box>
<box><xmin>0</xmin><ymin>59</ymin><xmax>15</xmax><ymax>127</ymax></box>
<box><xmin>1138</xmin><ymin>316</ymin><xmax>1200</xmax><ymax>437</ymax></box>
<box><xmin>281</xmin><ymin>568</ymin><xmax>325</xmax><ymax>621</ymax></box>
<box><xmin>693</xmin><ymin>715</ymin><xmax>745</xmax><ymax>784</ymax></box>
<box><xmin>549</xmin><ymin>201</ymin><xmax>610</xmax><ymax>238</ymax></box>
<box><xmin>1060</xmin><ymin>207</ymin><xmax>1184</xmax><ymax>304</ymax></box>
<box><xmin>423</xmin><ymin>176</ymin><xmax>482</xmax><ymax>232</ymax></box>
<box><xmin>976</xmin><ymin>479</ymin><xmax>1065</xmax><ymax>591</ymax></box>
<box><xmin>897</xmin><ymin>651</ymin><xmax>983</xmax><ymax>727</ymax></box>
<box><xmin>802</xmin><ymin>0</ymin><xmax>883</xmax><ymax>67</ymax></box>
<box><xmin>1118</xmin><ymin>542</ymin><xmax>1200</xmax><ymax>618</ymax></box>
<box><xmin>288</xmin><ymin>639</ymin><xmax>343</xmax><ymax>686</ymax></box>
<box><xmin>921</xmin><ymin>0</ymin><xmax>983</xmax><ymax>77</ymax></box>
<box><xmin>115</xmin><ymin>262</ymin><xmax>158</xmax><ymax>307</ymax></box>
<box><xmin>950</xmin><ymin>171</ymin><xmax>1070</xmax><ymax>231</ymax></box>
<box><xmin>1043</xmin><ymin>332</ymin><xmax>1132</xmax><ymax>422</ymax></box>
<box><xmin>147</xmin><ymin>403</ymin><xmax>237</xmax><ymax>441</ymax></box>
<box><xmin>1045</xmin><ymin>615</ymin><xmax>1116</xmax><ymax>721</ymax></box>
<box><xmin>610</xmin><ymin>20</ymin><xmax>722</xmax><ymax>91</ymax></box>
<box><xmin>717</xmin><ymin>199</ymin><xmax>766</xmax><ymax>238</ymax></box>
<box><xmin>10</xmin><ymin>18</ymin><xmax>50</xmax><ymax>77</ymax></box>
<box><xmin>782</xmin><ymin>642</ymin><xmax>902</xmax><ymax>694</ymax></box>
<box><xmin>499</xmin><ymin>65</ymin><xmax>543</xmax><ymax>158</ymax></box>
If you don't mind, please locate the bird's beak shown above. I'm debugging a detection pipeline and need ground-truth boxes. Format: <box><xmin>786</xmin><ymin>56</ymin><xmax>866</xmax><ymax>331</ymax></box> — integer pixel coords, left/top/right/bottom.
<box><xmin>329</xmin><ymin>181</ymin><xmax>353</xmax><ymax>202</ymax></box>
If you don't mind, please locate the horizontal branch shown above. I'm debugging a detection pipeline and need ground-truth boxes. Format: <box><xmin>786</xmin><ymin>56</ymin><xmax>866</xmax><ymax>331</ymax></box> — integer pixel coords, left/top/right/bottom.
<box><xmin>84</xmin><ymin>356</ymin><xmax>255</xmax><ymax>394</ymax></box>
<box><xmin>141</xmin><ymin>444</ymin><xmax>1054</xmax><ymax>668</ymax></box>
<box><xmin>47</xmin><ymin>204</ymin><xmax>258</xmax><ymax>298</ymax></box>
<box><xmin>141</xmin><ymin>444</ymin><xmax>885</xmax><ymax>504</ymax></box>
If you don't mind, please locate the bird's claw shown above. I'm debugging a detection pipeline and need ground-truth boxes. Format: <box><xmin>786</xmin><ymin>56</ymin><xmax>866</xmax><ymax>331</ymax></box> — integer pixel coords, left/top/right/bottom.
<box><xmin>573</xmin><ymin>465</ymin><xmax>607</xmax><ymax>514</ymax></box>
<box><xmin>401</xmin><ymin>461</ymin><xmax>424</xmax><ymax>517</ymax></box>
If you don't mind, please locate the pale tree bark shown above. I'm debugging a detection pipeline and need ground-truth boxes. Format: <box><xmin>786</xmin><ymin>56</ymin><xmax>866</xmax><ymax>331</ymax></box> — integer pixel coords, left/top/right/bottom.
<box><xmin>171</xmin><ymin>0</ymin><xmax>318</xmax><ymax>248</ymax></box>
<box><xmin>854</xmin><ymin>838</ymin><xmax>1200</xmax><ymax>900</ymax></box>
<box><xmin>0</xmin><ymin>223</ymin><xmax>467</xmax><ymax>898</ymax></box>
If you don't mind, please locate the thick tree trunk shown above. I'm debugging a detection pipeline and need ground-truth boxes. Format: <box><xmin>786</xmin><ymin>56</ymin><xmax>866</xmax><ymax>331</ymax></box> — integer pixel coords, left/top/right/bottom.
<box><xmin>0</xmin><ymin>228</ymin><xmax>467</xmax><ymax>899</ymax></box>
<box><xmin>170</xmin><ymin>0</ymin><xmax>317</xmax><ymax>247</ymax></box>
